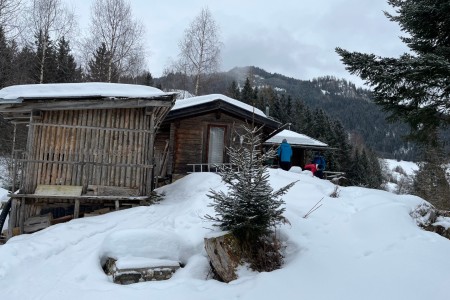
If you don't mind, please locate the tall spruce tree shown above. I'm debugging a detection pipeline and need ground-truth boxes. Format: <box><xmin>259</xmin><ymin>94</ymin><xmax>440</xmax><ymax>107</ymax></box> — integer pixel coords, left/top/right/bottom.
<box><xmin>55</xmin><ymin>37</ymin><xmax>79</xmax><ymax>83</ymax></box>
<box><xmin>227</xmin><ymin>80</ymin><xmax>240</xmax><ymax>99</ymax></box>
<box><xmin>88</xmin><ymin>43</ymin><xmax>118</xmax><ymax>82</ymax></box>
<box><xmin>0</xmin><ymin>26</ymin><xmax>13</xmax><ymax>88</ymax></box>
<box><xmin>206</xmin><ymin>125</ymin><xmax>296</xmax><ymax>245</ymax></box>
<box><xmin>336</xmin><ymin>0</ymin><xmax>450</xmax><ymax>146</ymax></box>
<box><xmin>240</xmin><ymin>77</ymin><xmax>254</xmax><ymax>105</ymax></box>
<box><xmin>34</xmin><ymin>30</ymin><xmax>57</xmax><ymax>83</ymax></box>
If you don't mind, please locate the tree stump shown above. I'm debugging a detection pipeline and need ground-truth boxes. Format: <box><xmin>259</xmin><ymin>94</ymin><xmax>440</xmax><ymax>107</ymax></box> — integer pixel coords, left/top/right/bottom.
<box><xmin>204</xmin><ymin>232</ymin><xmax>242</xmax><ymax>283</ymax></box>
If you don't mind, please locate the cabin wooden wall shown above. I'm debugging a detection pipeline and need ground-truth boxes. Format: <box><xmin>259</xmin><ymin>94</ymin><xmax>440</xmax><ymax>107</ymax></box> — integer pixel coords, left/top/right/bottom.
<box><xmin>155</xmin><ymin>112</ymin><xmax>272</xmax><ymax>176</ymax></box>
<box><xmin>22</xmin><ymin>108</ymin><xmax>155</xmax><ymax>195</ymax></box>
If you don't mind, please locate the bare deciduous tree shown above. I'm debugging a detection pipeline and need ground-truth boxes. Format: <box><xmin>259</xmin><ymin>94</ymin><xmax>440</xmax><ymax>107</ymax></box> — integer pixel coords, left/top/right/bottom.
<box><xmin>86</xmin><ymin>0</ymin><xmax>145</xmax><ymax>82</ymax></box>
<box><xmin>177</xmin><ymin>7</ymin><xmax>221</xmax><ymax>95</ymax></box>
<box><xmin>0</xmin><ymin>0</ymin><xmax>23</xmax><ymax>37</ymax></box>
<box><xmin>26</xmin><ymin>0</ymin><xmax>76</xmax><ymax>83</ymax></box>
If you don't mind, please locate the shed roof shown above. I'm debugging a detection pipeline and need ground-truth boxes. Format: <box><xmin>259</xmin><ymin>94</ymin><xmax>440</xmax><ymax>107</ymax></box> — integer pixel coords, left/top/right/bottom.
<box><xmin>165</xmin><ymin>94</ymin><xmax>280</xmax><ymax>130</ymax></box>
<box><xmin>0</xmin><ymin>82</ymin><xmax>169</xmax><ymax>101</ymax></box>
<box><xmin>0</xmin><ymin>83</ymin><xmax>176</xmax><ymax>123</ymax></box>
<box><xmin>265</xmin><ymin>129</ymin><xmax>328</xmax><ymax>148</ymax></box>
<box><xmin>172</xmin><ymin>94</ymin><xmax>266</xmax><ymax>117</ymax></box>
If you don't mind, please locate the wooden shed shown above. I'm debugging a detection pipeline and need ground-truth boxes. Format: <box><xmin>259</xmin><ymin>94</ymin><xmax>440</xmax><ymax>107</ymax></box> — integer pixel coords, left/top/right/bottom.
<box><xmin>153</xmin><ymin>94</ymin><xmax>281</xmax><ymax>181</ymax></box>
<box><xmin>264</xmin><ymin>129</ymin><xmax>329</xmax><ymax>167</ymax></box>
<box><xmin>0</xmin><ymin>83</ymin><xmax>176</xmax><ymax>237</ymax></box>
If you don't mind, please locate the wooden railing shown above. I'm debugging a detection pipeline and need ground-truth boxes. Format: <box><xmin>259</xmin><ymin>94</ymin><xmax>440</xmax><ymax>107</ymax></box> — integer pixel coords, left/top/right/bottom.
<box><xmin>186</xmin><ymin>163</ymin><xmax>240</xmax><ymax>173</ymax></box>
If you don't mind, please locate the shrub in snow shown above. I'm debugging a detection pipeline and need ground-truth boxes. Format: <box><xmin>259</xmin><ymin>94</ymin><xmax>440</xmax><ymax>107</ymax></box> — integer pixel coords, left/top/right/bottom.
<box><xmin>205</xmin><ymin>125</ymin><xmax>296</xmax><ymax>272</ymax></box>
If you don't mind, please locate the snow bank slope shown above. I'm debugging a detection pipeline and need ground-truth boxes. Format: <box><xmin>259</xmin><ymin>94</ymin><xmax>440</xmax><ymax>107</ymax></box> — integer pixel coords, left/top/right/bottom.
<box><xmin>0</xmin><ymin>170</ymin><xmax>449</xmax><ymax>300</ymax></box>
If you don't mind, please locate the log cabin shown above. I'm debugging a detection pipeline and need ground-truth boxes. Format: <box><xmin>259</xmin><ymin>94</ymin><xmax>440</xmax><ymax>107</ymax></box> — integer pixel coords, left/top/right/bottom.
<box><xmin>153</xmin><ymin>94</ymin><xmax>282</xmax><ymax>181</ymax></box>
<box><xmin>0</xmin><ymin>83</ymin><xmax>176</xmax><ymax>238</ymax></box>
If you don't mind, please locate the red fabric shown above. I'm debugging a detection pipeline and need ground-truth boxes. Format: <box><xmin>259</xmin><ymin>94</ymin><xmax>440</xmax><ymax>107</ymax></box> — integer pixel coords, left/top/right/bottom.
<box><xmin>304</xmin><ymin>163</ymin><xmax>317</xmax><ymax>174</ymax></box>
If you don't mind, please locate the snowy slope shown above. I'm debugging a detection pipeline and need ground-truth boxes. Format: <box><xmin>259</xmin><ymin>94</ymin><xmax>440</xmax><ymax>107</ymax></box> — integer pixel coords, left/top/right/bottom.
<box><xmin>0</xmin><ymin>170</ymin><xmax>449</xmax><ymax>300</ymax></box>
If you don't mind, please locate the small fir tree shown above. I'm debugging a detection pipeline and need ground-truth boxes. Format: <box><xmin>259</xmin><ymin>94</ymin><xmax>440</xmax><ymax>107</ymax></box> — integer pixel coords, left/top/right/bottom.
<box><xmin>206</xmin><ymin>125</ymin><xmax>296</xmax><ymax>270</ymax></box>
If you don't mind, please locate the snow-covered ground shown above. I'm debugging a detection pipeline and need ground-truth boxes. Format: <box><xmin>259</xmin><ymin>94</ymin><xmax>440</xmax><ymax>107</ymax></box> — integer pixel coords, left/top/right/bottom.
<box><xmin>381</xmin><ymin>159</ymin><xmax>419</xmax><ymax>193</ymax></box>
<box><xmin>0</xmin><ymin>169</ymin><xmax>449</xmax><ymax>300</ymax></box>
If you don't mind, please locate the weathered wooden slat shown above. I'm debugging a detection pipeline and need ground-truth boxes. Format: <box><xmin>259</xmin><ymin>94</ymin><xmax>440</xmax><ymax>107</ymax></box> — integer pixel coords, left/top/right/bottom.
<box><xmin>74</xmin><ymin>199</ymin><xmax>80</xmax><ymax>219</ymax></box>
<box><xmin>24</xmin><ymin>213</ymin><xmax>52</xmax><ymax>233</ymax></box>
<box><xmin>9</xmin><ymin>194</ymin><xmax>150</xmax><ymax>201</ymax></box>
<box><xmin>78</xmin><ymin>110</ymin><xmax>88</xmax><ymax>187</ymax></box>
<box><xmin>34</xmin><ymin>185</ymin><xmax>83</xmax><ymax>197</ymax></box>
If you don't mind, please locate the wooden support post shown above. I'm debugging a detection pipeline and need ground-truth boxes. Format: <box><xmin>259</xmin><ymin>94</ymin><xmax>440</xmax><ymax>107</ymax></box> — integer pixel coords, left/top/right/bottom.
<box><xmin>74</xmin><ymin>199</ymin><xmax>80</xmax><ymax>219</ymax></box>
<box><xmin>146</xmin><ymin>109</ymin><xmax>155</xmax><ymax>193</ymax></box>
<box><xmin>7</xmin><ymin>199</ymin><xmax>18</xmax><ymax>239</ymax></box>
<box><xmin>115</xmin><ymin>200</ymin><xmax>120</xmax><ymax>211</ymax></box>
<box><xmin>19</xmin><ymin>198</ymin><xmax>26</xmax><ymax>234</ymax></box>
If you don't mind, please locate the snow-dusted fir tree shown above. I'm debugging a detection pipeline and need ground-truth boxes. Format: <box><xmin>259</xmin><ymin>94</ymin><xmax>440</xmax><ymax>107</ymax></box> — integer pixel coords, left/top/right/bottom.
<box><xmin>206</xmin><ymin>125</ymin><xmax>296</xmax><ymax>246</ymax></box>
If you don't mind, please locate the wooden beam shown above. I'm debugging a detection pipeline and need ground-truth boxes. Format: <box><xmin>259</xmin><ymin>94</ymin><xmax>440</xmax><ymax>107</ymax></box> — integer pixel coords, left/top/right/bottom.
<box><xmin>7</xmin><ymin>199</ymin><xmax>18</xmax><ymax>239</ymax></box>
<box><xmin>31</xmin><ymin>122</ymin><xmax>154</xmax><ymax>133</ymax></box>
<box><xmin>19</xmin><ymin>198</ymin><xmax>26</xmax><ymax>234</ymax></box>
<box><xmin>8</xmin><ymin>194</ymin><xmax>150</xmax><ymax>201</ymax></box>
<box><xmin>0</xmin><ymin>98</ymin><xmax>174</xmax><ymax>113</ymax></box>
<box><xmin>74</xmin><ymin>199</ymin><xmax>80</xmax><ymax>219</ymax></box>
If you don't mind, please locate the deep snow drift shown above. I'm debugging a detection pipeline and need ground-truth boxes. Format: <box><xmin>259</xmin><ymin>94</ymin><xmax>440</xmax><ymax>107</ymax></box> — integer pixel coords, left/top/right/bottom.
<box><xmin>0</xmin><ymin>169</ymin><xmax>449</xmax><ymax>300</ymax></box>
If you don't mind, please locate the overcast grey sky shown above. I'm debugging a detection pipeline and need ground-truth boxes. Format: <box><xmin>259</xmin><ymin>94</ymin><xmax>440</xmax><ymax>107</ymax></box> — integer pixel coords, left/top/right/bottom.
<box><xmin>68</xmin><ymin>0</ymin><xmax>408</xmax><ymax>87</ymax></box>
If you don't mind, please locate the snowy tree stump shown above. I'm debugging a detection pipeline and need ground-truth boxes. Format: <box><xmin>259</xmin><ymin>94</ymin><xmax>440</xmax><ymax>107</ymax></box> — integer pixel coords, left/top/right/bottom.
<box><xmin>204</xmin><ymin>232</ymin><xmax>242</xmax><ymax>283</ymax></box>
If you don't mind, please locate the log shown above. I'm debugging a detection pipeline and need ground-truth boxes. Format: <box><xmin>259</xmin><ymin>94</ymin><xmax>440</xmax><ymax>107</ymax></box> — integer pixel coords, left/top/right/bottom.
<box><xmin>204</xmin><ymin>232</ymin><xmax>242</xmax><ymax>283</ymax></box>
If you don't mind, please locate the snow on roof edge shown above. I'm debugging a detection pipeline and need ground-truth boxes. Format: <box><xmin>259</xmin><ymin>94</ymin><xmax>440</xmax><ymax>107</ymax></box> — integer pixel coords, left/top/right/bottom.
<box><xmin>171</xmin><ymin>94</ymin><xmax>267</xmax><ymax>117</ymax></box>
<box><xmin>0</xmin><ymin>82</ymin><xmax>171</xmax><ymax>101</ymax></box>
<box><xmin>265</xmin><ymin>129</ymin><xmax>328</xmax><ymax>147</ymax></box>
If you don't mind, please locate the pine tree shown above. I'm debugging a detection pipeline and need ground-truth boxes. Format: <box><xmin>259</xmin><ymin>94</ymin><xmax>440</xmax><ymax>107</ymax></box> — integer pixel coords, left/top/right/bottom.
<box><xmin>206</xmin><ymin>125</ymin><xmax>296</xmax><ymax>244</ymax></box>
<box><xmin>227</xmin><ymin>80</ymin><xmax>240</xmax><ymax>99</ymax></box>
<box><xmin>34</xmin><ymin>30</ymin><xmax>57</xmax><ymax>83</ymax></box>
<box><xmin>0</xmin><ymin>26</ymin><xmax>13</xmax><ymax>88</ymax></box>
<box><xmin>88</xmin><ymin>43</ymin><xmax>118</xmax><ymax>82</ymax></box>
<box><xmin>336</xmin><ymin>0</ymin><xmax>450</xmax><ymax>146</ymax></box>
<box><xmin>240</xmin><ymin>77</ymin><xmax>254</xmax><ymax>105</ymax></box>
<box><xmin>55</xmin><ymin>37</ymin><xmax>79</xmax><ymax>83</ymax></box>
<box><xmin>143</xmin><ymin>71</ymin><xmax>154</xmax><ymax>86</ymax></box>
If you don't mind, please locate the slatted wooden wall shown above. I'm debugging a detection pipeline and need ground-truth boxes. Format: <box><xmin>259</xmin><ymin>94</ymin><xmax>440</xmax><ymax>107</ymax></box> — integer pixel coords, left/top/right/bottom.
<box><xmin>23</xmin><ymin>108</ymin><xmax>155</xmax><ymax>195</ymax></box>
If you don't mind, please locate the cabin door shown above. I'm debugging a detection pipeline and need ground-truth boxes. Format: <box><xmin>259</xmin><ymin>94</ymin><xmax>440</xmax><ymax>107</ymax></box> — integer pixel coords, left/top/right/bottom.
<box><xmin>208</xmin><ymin>126</ymin><xmax>225</xmax><ymax>164</ymax></box>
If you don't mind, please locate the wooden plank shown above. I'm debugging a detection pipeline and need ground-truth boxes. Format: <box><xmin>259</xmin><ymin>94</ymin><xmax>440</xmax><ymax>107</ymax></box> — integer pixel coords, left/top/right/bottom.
<box><xmin>0</xmin><ymin>98</ymin><xmax>174</xmax><ymax>113</ymax></box>
<box><xmin>102</xmin><ymin>109</ymin><xmax>112</xmax><ymax>186</ymax></box>
<box><xmin>137</xmin><ymin>109</ymin><xmax>145</xmax><ymax>193</ymax></box>
<box><xmin>30</xmin><ymin>122</ymin><xmax>153</xmax><ymax>133</ymax></box>
<box><xmin>34</xmin><ymin>185</ymin><xmax>83</xmax><ymax>197</ymax></box>
<box><xmin>9</xmin><ymin>194</ymin><xmax>150</xmax><ymax>201</ymax></box>
<box><xmin>19</xmin><ymin>198</ymin><xmax>26</xmax><ymax>234</ymax></box>
<box><xmin>74</xmin><ymin>199</ymin><xmax>80</xmax><ymax>219</ymax></box>
<box><xmin>116</xmin><ymin>108</ymin><xmax>125</xmax><ymax>186</ymax></box>
<box><xmin>65</xmin><ymin>110</ymin><xmax>76</xmax><ymax>185</ymax></box>
<box><xmin>115</xmin><ymin>200</ymin><xmax>120</xmax><ymax>211</ymax></box>
<box><xmin>78</xmin><ymin>110</ymin><xmax>88</xmax><ymax>187</ymax></box>
<box><xmin>147</xmin><ymin>110</ymin><xmax>155</xmax><ymax>192</ymax></box>
<box><xmin>7</xmin><ymin>199</ymin><xmax>18</xmax><ymax>239</ymax></box>
<box><xmin>24</xmin><ymin>213</ymin><xmax>52</xmax><ymax>233</ymax></box>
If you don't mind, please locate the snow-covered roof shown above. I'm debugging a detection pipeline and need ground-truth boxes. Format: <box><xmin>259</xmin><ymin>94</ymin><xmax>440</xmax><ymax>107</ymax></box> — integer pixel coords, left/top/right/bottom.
<box><xmin>0</xmin><ymin>82</ymin><xmax>169</xmax><ymax>102</ymax></box>
<box><xmin>265</xmin><ymin>129</ymin><xmax>328</xmax><ymax>147</ymax></box>
<box><xmin>172</xmin><ymin>94</ymin><xmax>266</xmax><ymax>117</ymax></box>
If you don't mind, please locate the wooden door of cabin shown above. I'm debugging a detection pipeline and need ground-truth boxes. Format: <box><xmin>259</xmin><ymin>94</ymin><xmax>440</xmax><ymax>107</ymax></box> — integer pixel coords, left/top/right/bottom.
<box><xmin>207</xmin><ymin>126</ymin><xmax>225</xmax><ymax>164</ymax></box>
